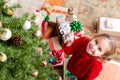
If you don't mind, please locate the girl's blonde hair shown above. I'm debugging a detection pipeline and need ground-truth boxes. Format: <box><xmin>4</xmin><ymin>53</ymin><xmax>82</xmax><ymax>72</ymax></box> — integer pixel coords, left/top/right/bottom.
<box><xmin>94</xmin><ymin>34</ymin><xmax>117</xmax><ymax>61</ymax></box>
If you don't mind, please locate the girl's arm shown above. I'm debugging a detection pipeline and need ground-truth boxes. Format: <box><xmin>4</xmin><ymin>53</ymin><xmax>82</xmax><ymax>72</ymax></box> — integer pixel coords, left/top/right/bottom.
<box><xmin>63</xmin><ymin>35</ymin><xmax>89</xmax><ymax>55</ymax></box>
<box><xmin>62</xmin><ymin>39</ymin><xmax>74</xmax><ymax>55</ymax></box>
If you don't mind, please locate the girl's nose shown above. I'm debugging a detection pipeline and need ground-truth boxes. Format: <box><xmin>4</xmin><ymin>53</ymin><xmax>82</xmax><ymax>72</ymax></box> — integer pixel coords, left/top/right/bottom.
<box><xmin>90</xmin><ymin>44</ymin><xmax>97</xmax><ymax>52</ymax></box>
<box><xmin>93</xmin><ymin>45</ymin><xmax>98</xmax><ymax>50</ymax></box>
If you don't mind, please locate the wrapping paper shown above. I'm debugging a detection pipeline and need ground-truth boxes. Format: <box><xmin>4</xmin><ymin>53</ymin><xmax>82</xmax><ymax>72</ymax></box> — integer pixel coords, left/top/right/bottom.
<box><xmin>41</xmin><ymin>3</ymin><xmax>68</xmax><ymax>23</ymax></box>
<box><xmin>44</xmin><ymin>0</ymin><xmax>64</xmax><ymax>6</ymax></box>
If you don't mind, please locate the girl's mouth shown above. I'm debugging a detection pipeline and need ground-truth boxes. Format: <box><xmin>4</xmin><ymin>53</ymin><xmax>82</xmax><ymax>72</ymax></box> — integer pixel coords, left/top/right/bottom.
<box><xmin>89</xmin><ymin>44</ymin><xmax>94</xmax><ymax>54</ymax></box>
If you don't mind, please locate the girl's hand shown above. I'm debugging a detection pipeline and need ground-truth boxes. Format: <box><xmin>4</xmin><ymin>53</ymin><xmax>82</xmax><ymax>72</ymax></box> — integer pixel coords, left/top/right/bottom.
<box><xmin>63</xmin><ymin>32</ymin><xmax>74</xmax><ymax>47</ymax></box>
<box><xmin>65</xmin><ymin>39</ymin><xmax>74</xmax><ymax>47</ymax></box>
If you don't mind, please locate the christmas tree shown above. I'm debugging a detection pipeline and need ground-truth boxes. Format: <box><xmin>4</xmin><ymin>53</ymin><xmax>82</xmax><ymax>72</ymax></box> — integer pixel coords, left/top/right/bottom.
<box><xmin>0</xmin><ymin>0</ymin><xmax>59</xmax><ymax>80</ymax></box>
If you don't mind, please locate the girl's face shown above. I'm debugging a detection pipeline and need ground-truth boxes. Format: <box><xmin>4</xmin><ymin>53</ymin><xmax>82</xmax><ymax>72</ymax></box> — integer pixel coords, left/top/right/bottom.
<box><xmin>86</xmin><ymin>36</ymin><xmax>111</xmax><ymax>57</ymax></box>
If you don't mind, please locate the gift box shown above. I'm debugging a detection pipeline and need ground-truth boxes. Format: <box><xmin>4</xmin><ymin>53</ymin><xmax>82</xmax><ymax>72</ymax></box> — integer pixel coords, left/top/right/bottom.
<box><xmin>97</xmin><ymin>17</ymin><xmax>120</xmax><ymax>36</ymax></box>
<box><xmin>41</xmin><ymin>3</ymin><xmax>68</xmax><ymax>23</ymax></box>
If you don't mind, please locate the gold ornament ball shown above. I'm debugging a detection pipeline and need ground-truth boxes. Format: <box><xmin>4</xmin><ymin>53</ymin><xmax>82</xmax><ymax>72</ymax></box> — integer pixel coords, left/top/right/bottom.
<box><xmin>34</xmin><ymin>29</ymin><xmax>42</xmax><ymax>38</ymax></box>
<box><xmin>32</xmin><ymin>70</ymin><xmax>39</xmax><ymax>77</ymax></box>
<box><xmin>6</xmin><ymin>9</ymin><xmax>14</xmax><ymax>16</ymax></box>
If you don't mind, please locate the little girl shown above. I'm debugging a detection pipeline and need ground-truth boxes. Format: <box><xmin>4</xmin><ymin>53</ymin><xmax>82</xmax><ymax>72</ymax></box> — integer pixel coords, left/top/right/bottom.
<box><xmin>63</xmin><ymin>34</ymin><xmax>117</xmax><ymax>80</ymax></box>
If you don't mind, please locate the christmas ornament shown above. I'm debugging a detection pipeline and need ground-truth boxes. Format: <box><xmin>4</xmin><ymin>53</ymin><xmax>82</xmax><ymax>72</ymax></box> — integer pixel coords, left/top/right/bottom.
<box><xmin>0</xmin><ymin>28</ymin><xmax>12</xmax><ymax>41</ymax></box>
<box><xmin>0</xmin><ymin>21</ymin><xmax>2</xmax><ymax>28</ymax></box>
<box><xmin>0</xmin><ymin>52</ymin><xmax>7</xmax><ymax>62</ymax></box>
<box><xmin>48</xmin><ymin>77</ymin><xmax>52</xmax><ymax>80</ymax></box>
<box><xmin>49</xmin><ymin>57</ymin><xmax>55</xmax><ymax>63</ymax></box>
<box><xmin>49</xmin><ymin>51</ymin><xmax>53</xmax><ymax>56</ymax></box>
<box><xmin>42</xmin><ymin>60</ymin><xmax>48</xmax><ymax>66</ymax></box>
<box><xmin>32</xmin><ymin>70</ymin><xmax>39</xmax><ymax>77</ymax></box>
<box><xmin>34</xmin><ymin>29</ymin><xmax>42</xmax><ymax>38</ymax></box>
<box><xmin>6</xmin><ymin>9</ymin><xmax>13</xmax><ymax>16</ymax></box>
<box><xmin>3</xmin><ymin>8</ymin><xmax>14</xmax><ymax>16</ymax></box>
<box><xmin>22</xmin><ymin>20</ymin><xmax>31</xmax><ymax>30</ymax></box>
<box><xmin>12</xmin><ymin>35</ymin><xmax>23</xmax><ymax>47</ymax></box>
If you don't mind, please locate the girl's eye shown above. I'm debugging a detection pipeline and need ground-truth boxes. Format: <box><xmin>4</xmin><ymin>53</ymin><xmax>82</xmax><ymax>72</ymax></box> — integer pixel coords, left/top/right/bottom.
<box><xmin>95</xmin><ymin>39</ymin><xmax>98</xmax><ymax>44</ymax></box>
<box><xmin>98</xmin><ymin>47</ymin><xmax>101</xmax><ymax>52</ymax></box>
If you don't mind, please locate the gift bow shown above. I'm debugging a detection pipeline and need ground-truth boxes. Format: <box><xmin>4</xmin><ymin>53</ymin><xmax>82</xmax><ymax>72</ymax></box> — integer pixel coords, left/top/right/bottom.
<box><xmin>70</xmin><ymin>20</ymin><xmax>83</xmax><ymax>32</ymax></box>
<box><xmin>49</xmin><ymin>49</ymin><xmax>64</xmax><ymax>66</ymax></box>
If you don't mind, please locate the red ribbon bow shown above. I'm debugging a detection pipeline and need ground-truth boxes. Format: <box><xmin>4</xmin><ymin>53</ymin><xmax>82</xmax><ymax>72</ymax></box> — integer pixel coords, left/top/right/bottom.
<box><xmin>49</xmin><ymin>49</ymin><xmax>64</xmax><ymax>66</ymax></box>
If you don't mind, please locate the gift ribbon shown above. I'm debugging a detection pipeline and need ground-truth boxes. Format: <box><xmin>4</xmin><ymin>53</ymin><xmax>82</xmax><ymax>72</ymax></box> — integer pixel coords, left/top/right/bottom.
<box><xmin>42</xmin><ymin>7</ymin><xmax>67</xmax><ymax>15</ymax></box>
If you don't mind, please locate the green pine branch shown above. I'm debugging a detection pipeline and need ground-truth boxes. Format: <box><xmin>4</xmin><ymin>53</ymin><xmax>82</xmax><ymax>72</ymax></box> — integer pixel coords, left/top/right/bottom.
<box><xmin>8</xmin><ymin>4</ymin><xmax>21</xmax><ymax>10</ymax></box>
<box><xmin>0</xmin><ymin>2</ymin><xmax>59</xmax><ymax>80</ymax></box>
<box><xmin>0</xmin><ymin>13</ymin><xmax>29</xmax><ymax>29</ymax></box>
<box><xmin>0</xmin><ymin>0</ymin><xmax>5</xmax><ymax>13</ymax></box>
